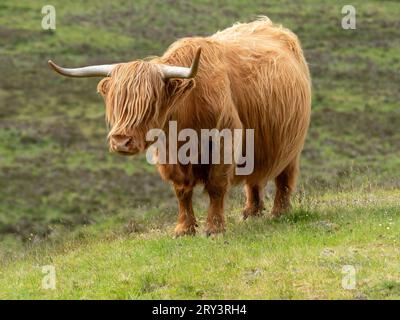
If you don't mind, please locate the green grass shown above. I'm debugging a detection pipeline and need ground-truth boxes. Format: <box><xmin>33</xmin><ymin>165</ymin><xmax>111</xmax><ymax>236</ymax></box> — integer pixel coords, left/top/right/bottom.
<box><xmin>0</xmin><ymin>0</ymin><xmax>399</xmax><ymax>299</ymax></box>
<box><xmin>0</xmin><ymin>190</ymin><xmax>399</xmax><ymax>299</ymax></box>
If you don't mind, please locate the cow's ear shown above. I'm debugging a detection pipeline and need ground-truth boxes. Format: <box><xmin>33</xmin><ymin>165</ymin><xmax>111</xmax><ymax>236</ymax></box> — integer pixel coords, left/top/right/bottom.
<box><xmin>164</xmin><ymin>78</ymin><xmax>195</xmax><ymax>100</ymax></box>
<box><xmin>97</xmin><ymin>78</ymin><xmax>110</xmax><ymax>96</ymax></box>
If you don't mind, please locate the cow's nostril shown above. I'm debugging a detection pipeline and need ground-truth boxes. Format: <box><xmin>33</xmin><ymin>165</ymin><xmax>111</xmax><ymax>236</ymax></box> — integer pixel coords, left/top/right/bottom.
<box><xmin>123</xmin><ymin>137</ymin><xmax>132</xmax><ymax>147</ymax></box>
<box><xmin>111</xmin><ymin>135</ymin><xmax>133</xmax><ymax>150</ymax></box>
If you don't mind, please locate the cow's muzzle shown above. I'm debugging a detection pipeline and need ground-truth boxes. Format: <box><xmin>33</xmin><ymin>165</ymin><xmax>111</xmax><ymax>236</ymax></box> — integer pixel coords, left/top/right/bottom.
<box><xmin>109</xmin><ymin>135</ymin><xmax>137</xmax><ymax>155</ymax></box>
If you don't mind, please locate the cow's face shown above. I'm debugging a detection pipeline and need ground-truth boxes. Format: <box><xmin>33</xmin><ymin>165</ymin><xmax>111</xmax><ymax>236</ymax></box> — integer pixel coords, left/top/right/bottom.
<box><xmin>98</xmin><ymin>61</ymin><xmax>165</xmax><ymax>156</ymax></box>
<box><xmin>48</xmin><ymin>47</ymin><xmax>201</xmax><ymax>156</ymax></box>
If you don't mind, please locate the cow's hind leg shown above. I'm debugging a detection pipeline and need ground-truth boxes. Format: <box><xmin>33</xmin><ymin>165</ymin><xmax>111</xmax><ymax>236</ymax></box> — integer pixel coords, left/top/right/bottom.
<box><xmin>242</xmin><ymin>182</ymin><xmax>265</xmax><ymax>219</ymax></box>
<box><xmin>173</xmin><ymin>183</ymin><xmax>197</xmax><ymax>237</ymax></box>
<box><xmin>271</xmin><ymin>158</ymin><xmax>299</xmax><ymax>217</ymax></box>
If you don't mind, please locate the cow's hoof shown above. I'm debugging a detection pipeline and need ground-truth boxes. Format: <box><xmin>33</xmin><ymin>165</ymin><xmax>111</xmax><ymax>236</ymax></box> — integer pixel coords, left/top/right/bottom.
<box><xmin>204</xmin><ymin>225</ymin><xmax>225</xmax><ymax>237</ymax></box>
<box><xmin>242</xmin><ymin>206</ymin><xmax>264</xmax><ymax>220</ymax></box>
<box><xmin>173</xmin><ymin>223</ymin><xmax>196</xmax><ymax>237</ymax></box>
<box><xmin>270</xmin><ymin>206</ymin><xmax>290</xmax><ymax>218</ymax></box>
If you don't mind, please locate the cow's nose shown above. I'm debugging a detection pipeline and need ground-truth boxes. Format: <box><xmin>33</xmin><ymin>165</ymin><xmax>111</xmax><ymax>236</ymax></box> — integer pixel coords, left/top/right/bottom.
<box><xmin>110</xmin><ymin>135</ymin><xmax>133</xmax><ymax>152</ymax></box>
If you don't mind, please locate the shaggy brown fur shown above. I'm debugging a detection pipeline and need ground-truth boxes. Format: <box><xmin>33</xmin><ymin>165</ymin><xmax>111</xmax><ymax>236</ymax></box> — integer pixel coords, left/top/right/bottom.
<box><xmin>98</xmin><ymin>17</ymin><xmax>311</xmax><ymax>236</ymax></box>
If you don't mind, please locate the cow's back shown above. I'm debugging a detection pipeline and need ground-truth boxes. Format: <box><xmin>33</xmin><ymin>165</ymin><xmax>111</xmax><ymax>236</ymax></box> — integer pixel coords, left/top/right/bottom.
<box><xmin>213</xmin><ymin>17</ymin><xmax>312</xmax><ymax>181</ymax></box>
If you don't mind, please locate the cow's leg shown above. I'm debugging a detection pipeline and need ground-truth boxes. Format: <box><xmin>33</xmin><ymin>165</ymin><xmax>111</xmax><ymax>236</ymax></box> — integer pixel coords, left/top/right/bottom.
<box><xmin>242</xmin><ymin>183</ymin><xmax>265</xmax><ymax>219</ymax></box>
<box><xmin>173</xmin><ymin>184</ymin><xmax>197</xmax><ymax>237</ymax></box>
<box><xmin>271</xmin><ymin>158</ymin><xmax>299</xmax><ymax>217</ymax></box>
<box><xmin>205</xmin><ymin>183</ymin><xmax>227</xmax><ymax>236</ymax></box>
<box><xmin>203</xmin><ymin>95</ymin><xmax>239</xmax><ymax>235</ymax></box>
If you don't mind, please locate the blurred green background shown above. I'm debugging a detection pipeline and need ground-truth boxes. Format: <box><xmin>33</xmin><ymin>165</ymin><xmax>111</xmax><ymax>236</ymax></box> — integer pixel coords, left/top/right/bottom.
<box><xmin>0</xmin><ymin>0</ymin><xmax>399</xmax><ymax>252</ymax></box>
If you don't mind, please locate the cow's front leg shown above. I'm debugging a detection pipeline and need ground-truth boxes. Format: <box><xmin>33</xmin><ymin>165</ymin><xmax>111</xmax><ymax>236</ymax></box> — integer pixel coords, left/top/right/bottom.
<box><xmin>173</xmin><ymin>183</ymin><xmax>197</xmax><ymax>237</ymax></box>
<box><xmin>205</xmin><ymin>183</ymin><xmax>227</xmax><ymax>236</ymax></box>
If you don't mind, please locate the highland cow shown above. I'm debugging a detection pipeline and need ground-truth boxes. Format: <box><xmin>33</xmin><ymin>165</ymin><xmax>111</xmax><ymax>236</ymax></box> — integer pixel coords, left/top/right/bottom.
<box><xmin>48</xmin><ymin>17</ymin><xmax>311</xmax><ymax>236</ymax></box>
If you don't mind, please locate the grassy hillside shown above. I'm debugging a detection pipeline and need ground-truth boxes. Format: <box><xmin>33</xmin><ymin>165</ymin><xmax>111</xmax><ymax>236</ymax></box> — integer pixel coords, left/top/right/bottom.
<box><xmin>0</xmin><ymin>0</ymin><xmax>399</xmax><ymax>299</ymax></box>
<box><xmin>1</xmin><ymin>190</ymin><xmax>399</xmax><ymax>299</ymax></box>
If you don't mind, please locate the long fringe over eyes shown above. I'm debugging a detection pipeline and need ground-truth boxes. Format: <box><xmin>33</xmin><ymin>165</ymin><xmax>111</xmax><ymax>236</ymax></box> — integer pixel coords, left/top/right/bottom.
<box><xmin>97</xmin><ymin>61</ymin><xmax>164</xmax><ymax>138</ymax></box>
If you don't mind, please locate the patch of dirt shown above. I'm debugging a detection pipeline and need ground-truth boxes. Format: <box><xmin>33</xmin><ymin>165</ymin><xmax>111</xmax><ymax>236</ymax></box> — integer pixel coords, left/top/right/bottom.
<box><xmin>0</xmin><ymin>154</ymin><xmax>173</xmax><ymax>241</ymax></box>
<box><xmin>0</xmin><ymin>26</ymin><xmax>43</xmax><ymax>44</ymax></box>
<box><xmin>311</xmin><ymin>108</ymin><xmax>400</xmax><ymax>152</ymax></box>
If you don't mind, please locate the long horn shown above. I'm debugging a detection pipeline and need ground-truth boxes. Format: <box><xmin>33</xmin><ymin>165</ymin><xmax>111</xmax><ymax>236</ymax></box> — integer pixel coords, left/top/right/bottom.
<box><xmin>160</xmin><ymin>47</ymin><xmax>201</xmax><ymax>80</ymax></box>
<box><xmin>48</xmin><ymin>60</ymin><xmax>117</xmax><ymax>77</ymax></box>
